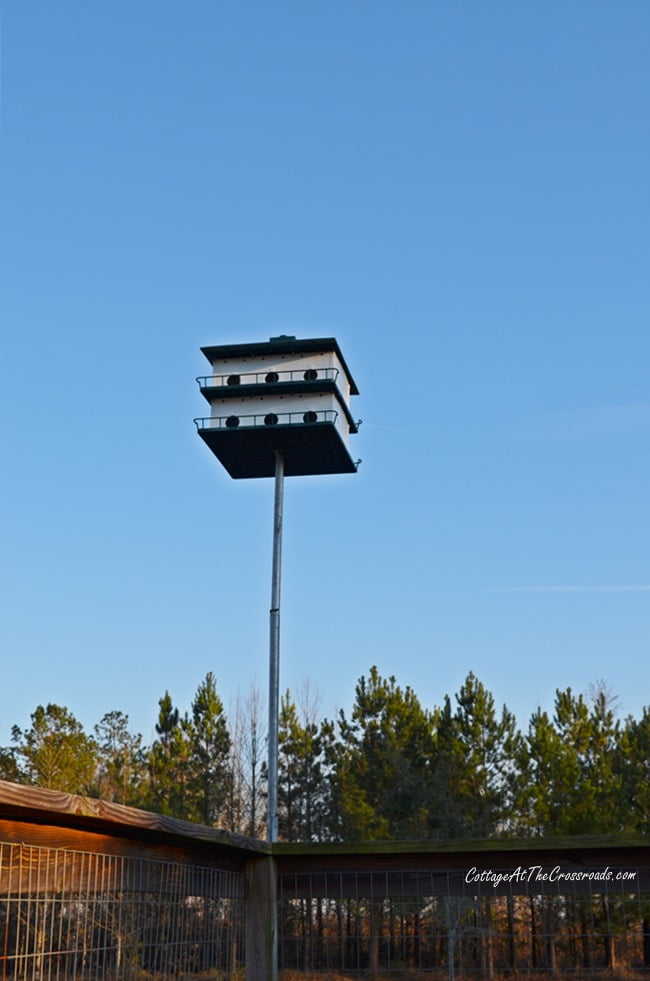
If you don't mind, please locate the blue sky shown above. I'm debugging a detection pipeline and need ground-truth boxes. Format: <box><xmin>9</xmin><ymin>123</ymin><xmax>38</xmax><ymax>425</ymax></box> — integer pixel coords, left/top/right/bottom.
<box><xmin>1</xmin><ymin>2</ymin><xmax>649</xmax><ymax>749</ymax></box>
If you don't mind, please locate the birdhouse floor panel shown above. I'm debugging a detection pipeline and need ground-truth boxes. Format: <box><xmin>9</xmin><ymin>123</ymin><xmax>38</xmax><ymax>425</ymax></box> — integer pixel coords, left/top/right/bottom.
<box><xmin>196</xmin><ymin>421</ymin><xmax>358</xmax><ymax>478</ymax></box>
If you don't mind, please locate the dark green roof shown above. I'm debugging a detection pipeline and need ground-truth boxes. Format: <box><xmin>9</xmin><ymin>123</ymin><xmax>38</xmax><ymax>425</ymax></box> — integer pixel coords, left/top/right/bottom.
<box><xmin>200</xmin><ymin>336</ymin><xmax>359</xmax><ymax>395</ymax></box>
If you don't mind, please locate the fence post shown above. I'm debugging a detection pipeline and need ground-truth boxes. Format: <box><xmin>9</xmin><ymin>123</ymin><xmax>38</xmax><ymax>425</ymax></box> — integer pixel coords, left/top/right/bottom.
<box><xmin>246</xmin><ymin>855</ymin><xmax>278</xmax><ymax>981</ymax></box>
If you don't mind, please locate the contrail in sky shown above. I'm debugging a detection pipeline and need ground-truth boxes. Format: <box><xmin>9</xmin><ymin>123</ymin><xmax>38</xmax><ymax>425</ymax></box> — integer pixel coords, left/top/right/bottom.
<box><xmin>486</xmin><ymin>585</ymin><xmax>650</xmax><ymax>593</ymax></box>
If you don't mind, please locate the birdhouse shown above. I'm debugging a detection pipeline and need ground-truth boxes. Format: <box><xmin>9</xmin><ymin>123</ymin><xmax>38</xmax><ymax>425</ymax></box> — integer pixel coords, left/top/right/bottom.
<box><xmin>194</xmin><ymin>335</ymin><xmax>360</xmax><ymax>478</ymax></box>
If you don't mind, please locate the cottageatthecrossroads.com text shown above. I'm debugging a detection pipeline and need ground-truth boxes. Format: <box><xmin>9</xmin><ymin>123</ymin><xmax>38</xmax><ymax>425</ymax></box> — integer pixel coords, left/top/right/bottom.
<box><xmin>465</xmin><ymin>866</ymin><xmax>637</xmax><ymax>889</ymax></box>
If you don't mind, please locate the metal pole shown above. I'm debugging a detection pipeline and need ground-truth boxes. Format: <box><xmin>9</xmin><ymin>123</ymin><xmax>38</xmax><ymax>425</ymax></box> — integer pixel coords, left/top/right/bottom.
<box><xmin>267</xmin><ymin>450</ymin><xmax>284</xmax><ymax>842</ymax></box>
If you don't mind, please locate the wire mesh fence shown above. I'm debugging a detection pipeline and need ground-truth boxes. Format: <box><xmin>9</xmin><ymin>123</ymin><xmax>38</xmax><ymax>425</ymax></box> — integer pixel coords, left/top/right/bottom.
<box><xmin>3</xmin><ymin>792</ymin><xmax>650</xmax><ymax>981</ymax></box>
<box><xmin>0</xmin><ymin>841</ymin><xmax>245</xmax><ymax>980</ymax></box>
<box><xmin>278</xmin><ymin>868</ymin><xmax>650</xmax><ymax>977</ymax></box>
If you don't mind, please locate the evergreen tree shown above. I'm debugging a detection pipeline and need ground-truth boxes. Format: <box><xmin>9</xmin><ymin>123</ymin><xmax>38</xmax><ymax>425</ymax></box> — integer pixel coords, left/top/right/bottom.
<box><xmin>147</xmin><ymin>691</ymin><xmax>193</xmax><ymax>818</ymax></box>
<box><xmin>515</xmin><ymin>706</ymin><xmax>579</xmax><ymax>835</ymax></box>
<box><xmin>580</xmin><ymin>685</ymin><xmax>624</xmax><ymax>833</ymax></box>
<box><xmin>553</xmin><ymin>686</ymin><xmax>622</xmax><ymax>833</ymax></box>
<box><xmin>435</xmin><ymin>673</ymin><xmax>521</xmax><ymax>837</ymax></box>
<box><xmin>11</xmin><ymin>704</ymin><xmax>97</xmax><ymax>793</ymax></box>
<box><xmin>93</xmin><ymin>710</ymin><xmax>146</xmax><ymax>806</ymax></box>
<box><xmin>333</xmin><ymin>667</ymin><xmax>436</xmax><ymax>841</ymax></box>
<box><xmin>187</xmin><ymin>672</ymin><xmax>231</xmax><ymax>826</ymax></box>
<box><xmin>517</xmin><ymin>686</ymin><xmax>624</xmax><ymax>835</ymax></box>
<box><xmin>620</xmin><ymin>707</ymin><xmax>650</xmax><ymax>833</ymax></box>
<box><xmin>0</xmin><ymin>746</ymin><xmax>20</xmax><ymax>783</ymax></box>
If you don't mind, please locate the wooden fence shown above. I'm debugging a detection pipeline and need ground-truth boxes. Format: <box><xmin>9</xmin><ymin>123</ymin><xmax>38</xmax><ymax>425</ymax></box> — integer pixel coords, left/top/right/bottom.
<box><xmin>2</xmin><ymin>780</ymin><xmax>650</xmax><ymax>979</ymax></box>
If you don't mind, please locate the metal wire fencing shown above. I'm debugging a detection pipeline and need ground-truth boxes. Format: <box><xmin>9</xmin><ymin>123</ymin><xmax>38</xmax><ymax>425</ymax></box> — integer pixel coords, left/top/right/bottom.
<box><xmin>4</xmin><ymin>818</ymin><xmax>650</xmax><ymax>980</ymax></box>
<box><xmin>278</xmin><ymin>868</ymin><xmax>650</xmax><ymax>977</ymax></box>
<box><xmin>0</xmin><ymin>841</ymin><xmax>245</xmax><ymax>980</ymax></box>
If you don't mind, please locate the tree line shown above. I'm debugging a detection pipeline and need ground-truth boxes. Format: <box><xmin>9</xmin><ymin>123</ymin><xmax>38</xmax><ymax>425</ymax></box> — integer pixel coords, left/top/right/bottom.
<box><xmin>1</xmin><ymin>667</ymin><xmax>648</xmax><ymax>842</ymax></box>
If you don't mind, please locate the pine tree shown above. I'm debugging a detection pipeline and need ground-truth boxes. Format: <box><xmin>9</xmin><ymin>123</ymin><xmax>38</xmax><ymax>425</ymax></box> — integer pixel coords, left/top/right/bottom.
<box><xmin>515</xmin><ymin>706</ymin><xmax>578</xmax><ymax>834</ymax></box>
<box><xmin>148</xmin><ymin>690</ymin><xmax>193</xmax><ymax>818</ymax></box>
<box><xmin>434</xmin><ymin>673</ymin><xmax>521</xmax><ymax>837</ymax></box>
<box><xmin>517</xmin><ymin>685</ymin><xmax>624</xmax><ymax>835</ymax></box>
<box><xmin>580</xmin><ymin>685</ymin><xmax>624</xmax><ymax>833</ymax></box>
<box><xmin>620</xmin><ymin>707</ymin><xmax>650</xmax><ymax>833</ymax></box>
<box><xmin>333</xmin><ymin>667</ymin><xmax>436</xmax><ymax>841</ymax></box>
<box><xmin>11</xmin><ymin>704</ymin><xmax>97</xmax><ymax>793</ymax></box>
<box><xmin>187</xmin><ymin>672</ymin><xmax>231</xmax><ymax>826</ymax></box>
<box><xmin>0</xmin><ymin>747</ymin><xmax>19</xmax><ymax>783</ymax></box>
<box><xmin>93</xmin><ymin>710</ymin><xmax>146</xmax><ymax>806</ymax></box>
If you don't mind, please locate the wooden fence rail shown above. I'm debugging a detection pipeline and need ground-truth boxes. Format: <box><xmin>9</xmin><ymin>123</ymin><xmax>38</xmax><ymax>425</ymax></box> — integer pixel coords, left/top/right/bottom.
<box><xmin>2</xmin><ymin>780</ymin><xmax>650</xmax><ymax>979</ymax></box>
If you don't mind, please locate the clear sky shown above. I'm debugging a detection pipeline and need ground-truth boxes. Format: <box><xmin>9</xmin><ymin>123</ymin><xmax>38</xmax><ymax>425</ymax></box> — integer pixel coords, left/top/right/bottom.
<box><xmin>2</xmin><ymin>2</ymin><xmax>649</xmax><ymax>749</ymax></box>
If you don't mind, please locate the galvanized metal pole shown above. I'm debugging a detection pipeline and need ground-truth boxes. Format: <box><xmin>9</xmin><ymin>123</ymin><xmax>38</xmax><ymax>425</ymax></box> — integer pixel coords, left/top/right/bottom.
<box><xmin>267</xmin><ymin>449</ymin><xmax>284</xmax><ymax>842</ymax></box>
